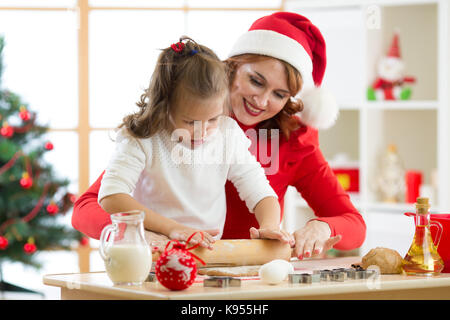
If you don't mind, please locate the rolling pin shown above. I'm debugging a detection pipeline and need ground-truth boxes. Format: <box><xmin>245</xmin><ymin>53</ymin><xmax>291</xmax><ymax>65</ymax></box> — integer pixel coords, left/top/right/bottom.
<box><xmin>151</xmin><ymin>239</ymin><xmax>292</xmax><ymax>267</ymax></box>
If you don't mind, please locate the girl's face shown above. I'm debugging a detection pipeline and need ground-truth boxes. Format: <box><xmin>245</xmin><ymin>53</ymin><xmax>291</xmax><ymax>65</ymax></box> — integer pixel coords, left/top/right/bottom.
<box><xmin>230</xmin><ymin>58</ymin><xmax>291</xmax><ymax>126</ymax></box>
<box><xmin>170</xmin><ymin>92</ymin><xmax>225</xmax><ymax>148</ymax></box>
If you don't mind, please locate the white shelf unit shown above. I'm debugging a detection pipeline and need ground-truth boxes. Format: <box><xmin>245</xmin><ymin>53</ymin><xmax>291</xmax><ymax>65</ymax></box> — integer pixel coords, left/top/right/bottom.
<box><xmin>283</xmin><ymin>0</ymin><xmax>450</xmax><ymax>256</ymax></box>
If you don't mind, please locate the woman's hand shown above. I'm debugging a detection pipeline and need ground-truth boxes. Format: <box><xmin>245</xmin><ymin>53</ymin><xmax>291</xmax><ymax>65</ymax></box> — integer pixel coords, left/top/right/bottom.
<box><xmin>168</xmin><ymin>227</ymin><xmax>220</xmax><ymax>250</ymax></box>
<box><xmin>249</xmin><ymin>226</ymin><xmax>295</xmax><ymax>246</ymax></box>
<box><xmin>292</xmin><ymin>220</ymin><xmax>342</xmax><ymax>259</ymax></box>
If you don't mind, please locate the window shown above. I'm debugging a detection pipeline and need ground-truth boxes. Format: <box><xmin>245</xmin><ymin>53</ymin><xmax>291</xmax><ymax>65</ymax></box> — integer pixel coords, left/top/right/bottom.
<box><xmin>0</xmin><ymin>4</ymin><xmax>282</xmax><ymax>295</ymax></box>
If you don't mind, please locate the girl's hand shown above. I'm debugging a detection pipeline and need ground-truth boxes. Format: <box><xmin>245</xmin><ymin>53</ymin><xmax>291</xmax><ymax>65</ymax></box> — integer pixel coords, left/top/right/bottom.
<box><xmin>292</xmin><ymin>220</ymin><xmax>342</xmax><ymax>259</ymax></box>
<box><xmin>168</xmin><ymin>227</ymin><xmax>220</xmax><ymax>250</ymax></box>
<box><xmin>144</xmin><ymin>230</ymin><xmax>169</xmax><ymax>253</ymax></box>
<box><xmin>249</xmin><ymin>227</ymin><xmax>295</xmax><ymax>246</ymax></box>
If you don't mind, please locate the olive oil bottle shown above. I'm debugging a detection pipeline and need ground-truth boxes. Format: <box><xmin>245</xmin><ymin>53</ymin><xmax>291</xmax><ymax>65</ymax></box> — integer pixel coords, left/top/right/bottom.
<box><xmin>402</xmin><ymin>198</ymin><xmax>444</xmax><ymax>276</ymax></box>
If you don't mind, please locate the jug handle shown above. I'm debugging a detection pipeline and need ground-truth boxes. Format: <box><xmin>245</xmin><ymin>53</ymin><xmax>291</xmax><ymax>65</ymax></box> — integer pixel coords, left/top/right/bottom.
<box><xmin>99</xmin><ymin>224</ymin><xmax>116</xmax><ymax>261</ymax></box>
<box><xmin>430</xmin><ymin>220</ymin><xmax>443</xmax><ymax>248</ymax></box>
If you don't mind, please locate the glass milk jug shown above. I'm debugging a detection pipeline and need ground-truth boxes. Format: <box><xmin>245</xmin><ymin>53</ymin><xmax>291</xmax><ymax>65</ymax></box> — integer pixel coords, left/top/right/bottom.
<box><xmin>100</xmin><ymin>210</ymin><xmax>152</xmax><ymax>285</ymax></box>
<box><xmin>402</xmin><ymin>198</ymin><xmax>444</xmax><ymax>276</ymax></box>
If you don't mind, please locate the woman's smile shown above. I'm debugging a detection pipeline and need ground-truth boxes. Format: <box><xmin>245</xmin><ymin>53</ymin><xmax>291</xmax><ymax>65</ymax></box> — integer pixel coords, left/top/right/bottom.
<box><xmin>243</xmin><ymin>98</ymin><xmax>264</xmax><ymax>116</ymax></box>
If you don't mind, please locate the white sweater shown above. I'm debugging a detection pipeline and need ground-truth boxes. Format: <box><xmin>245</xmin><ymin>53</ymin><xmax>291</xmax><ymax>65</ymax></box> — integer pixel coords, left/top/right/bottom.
<box><xmin>98</xmin><ymin>116</ymin><xmax>277</xmax><ymax>239</ymax></box>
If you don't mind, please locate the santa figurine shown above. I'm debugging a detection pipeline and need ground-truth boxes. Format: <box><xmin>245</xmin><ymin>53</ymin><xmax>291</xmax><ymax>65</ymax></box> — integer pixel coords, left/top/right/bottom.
<box><xmin>368</xmin><ymin>31</ymin><xmax>416</xmax><ymax>101</ymax></box>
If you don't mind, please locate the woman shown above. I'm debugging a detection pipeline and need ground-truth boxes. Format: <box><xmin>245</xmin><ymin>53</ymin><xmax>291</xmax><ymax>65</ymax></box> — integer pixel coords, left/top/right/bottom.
<box><xmin>72</xmin><ymin>12</ymin><xmax>366</xmax><ymax>259</ymax></box>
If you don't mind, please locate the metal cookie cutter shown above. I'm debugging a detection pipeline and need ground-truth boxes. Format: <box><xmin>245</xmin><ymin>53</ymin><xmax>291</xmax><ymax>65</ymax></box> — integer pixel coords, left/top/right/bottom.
<box><xmin>344</xmin><ymin>268</ymin><xmax>357</xmax><ymax>280</ymax></box>
<box><xmin>203</xmin><ymin>276</ymin><xmax>241</xmax><ymax>288</ymax></box>
<box><xmin>289</xmin><ymin>273</ymin><xmax>308</xmax><ymax>284</ymax></box>
<box><xmin>319</xmin><ymin>269</ymin><xmax>332</xmax><ymax>281</ymax></box>
<box><xmin>330</xmin><ymin>270</ymin><xmax>345</xmax><ymax>282</ymax></box>
<box><xmin>355</xmin><ymin>270</ymin><xmax>368</xmax><ymax>279</ymax></box>
<box><xmin>288</xmin><ymin>273</ymin><xmax>317</xmax><ymax>284</ymax></box>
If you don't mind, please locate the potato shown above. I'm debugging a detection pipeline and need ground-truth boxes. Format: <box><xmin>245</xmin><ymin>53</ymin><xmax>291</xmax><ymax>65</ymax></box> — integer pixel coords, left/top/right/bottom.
<box><xmin>361</xmin><ymin>247</ymin><xmax>403</xmax><ymax>274</ymax></box>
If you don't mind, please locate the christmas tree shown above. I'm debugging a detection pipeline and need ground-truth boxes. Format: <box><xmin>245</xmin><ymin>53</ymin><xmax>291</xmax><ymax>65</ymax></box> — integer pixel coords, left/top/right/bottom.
<box><xmin>0</xmin><ymin>35</ymin><xmax>83</xmax><ymax>281</ymax></box>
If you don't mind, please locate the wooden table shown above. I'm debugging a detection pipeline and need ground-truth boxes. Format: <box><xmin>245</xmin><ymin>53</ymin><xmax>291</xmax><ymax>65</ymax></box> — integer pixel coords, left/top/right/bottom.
<box><xmin>43</xmin><ymin>256</ymin><xmax>450</xmax><ymax>300</ymax></box>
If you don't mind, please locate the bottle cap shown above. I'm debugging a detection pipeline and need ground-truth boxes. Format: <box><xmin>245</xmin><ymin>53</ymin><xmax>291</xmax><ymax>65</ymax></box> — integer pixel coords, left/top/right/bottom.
<box><xmin>416</xmin><ymin>197</ymin><xmax>429</xmax><ymax>205</ymax></box>
<box><xmin>416</xmin><ymin>197</ymin><xmax>430</xmax><ymax>214</ymax></box>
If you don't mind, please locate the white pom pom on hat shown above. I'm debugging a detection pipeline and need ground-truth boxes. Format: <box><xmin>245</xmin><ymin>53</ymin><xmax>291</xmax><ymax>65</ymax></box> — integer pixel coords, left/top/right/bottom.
<box><xmin>296</xmin><ymin>86</ymin><xmax>339</xmax><ymax>129</ymax></box>
<box><xmin>228</xmin><ymin>12</ymin><xmax>339</xmax><ymax>129</ymax></box>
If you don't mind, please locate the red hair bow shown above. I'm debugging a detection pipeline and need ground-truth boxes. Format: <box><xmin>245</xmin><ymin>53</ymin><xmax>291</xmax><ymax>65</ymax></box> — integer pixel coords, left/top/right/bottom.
<box><xmin>171</xmin><ymin>41</ymin><xmax>185</xmax><ymax>53</ymax></box>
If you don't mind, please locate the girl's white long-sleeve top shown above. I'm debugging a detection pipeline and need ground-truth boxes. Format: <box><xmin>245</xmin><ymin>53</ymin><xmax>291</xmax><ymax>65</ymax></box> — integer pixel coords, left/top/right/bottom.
<box><xmin>98</xmin><ymin>116</ymin><xmax>277</xmax><ymax>239</ymax></box>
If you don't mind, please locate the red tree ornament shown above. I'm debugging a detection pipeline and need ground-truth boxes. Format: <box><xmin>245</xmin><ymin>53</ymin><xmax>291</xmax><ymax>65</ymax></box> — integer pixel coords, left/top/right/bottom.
<box><xmin>155</xmin><ymin>232</ymin><xmax>205</xmax><ymax>291</ymax></box>
<box><xmin>0</xmin><ymin>236</ymin><xmax>9</xmax><ymax>250</ymax></box>
<box><xmin>44</xmin><ymin>141</ymin><xmax>54</xmax><ymax>151</ymax></box>
<box><xmin>19</xmin><ymin>106</ymin><xmax>31</xmax><ymax>121</ymax></box>
<box><xmin>46</xmin><ymin>202</ymin><xmax>59</xmax><ymax>215</ymax></box>
<box><xmin>80</xmin><ymin>237</ymin><xmax>89</xmax><ymax>246</ymax></box>
<box><xmin>20</xmin><ymin>172</ymin><xmax>33</xmax><ymax>189</ymax></box>
<box><xmin>1</xmin><ymin>122</ymin><xmax>14</xmax><ymax>138</ymax></box>
<box><xmin>24</xmin><ymin>238</ymin><xmax>37</xmax><ymax>255</ymax></box>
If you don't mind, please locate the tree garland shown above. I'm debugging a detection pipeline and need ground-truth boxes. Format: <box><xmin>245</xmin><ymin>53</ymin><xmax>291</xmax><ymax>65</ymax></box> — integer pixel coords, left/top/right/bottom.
<box><xmin>0</xmin><ymin>183</ymin><xmax>50</xmax><ymax>234</ymax></box>
<box><xmin>0</xmin><ymin>150</ymin><xmax>22</xmax><ymax>175</ymax></box>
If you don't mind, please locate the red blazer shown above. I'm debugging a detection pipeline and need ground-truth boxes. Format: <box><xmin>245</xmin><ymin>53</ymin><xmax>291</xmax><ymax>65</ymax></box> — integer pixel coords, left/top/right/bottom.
<box><xmin>72</xmin><ymin>122</ymin><xmax>366</xmax><ymax>250</ymax></box>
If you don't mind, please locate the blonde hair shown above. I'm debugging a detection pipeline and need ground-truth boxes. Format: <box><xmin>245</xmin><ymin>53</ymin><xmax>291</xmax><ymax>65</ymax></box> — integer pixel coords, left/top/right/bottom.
<box><xmin>120</xmin><ymin>37</ymin><xmax>229</xmax><ymax>138</ymax></box>
<box><xmin>225</xmin><ymin>54</ymin><xmax>304</xmax><ymax>140</ymax></box>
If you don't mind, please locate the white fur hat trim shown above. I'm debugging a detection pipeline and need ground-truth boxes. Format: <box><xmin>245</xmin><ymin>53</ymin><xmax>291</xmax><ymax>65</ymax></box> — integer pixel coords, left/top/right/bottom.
<box><xmin>296</xmin><ymin>86</ymin><xmax>339</xmax><ymax>130</ymax></box>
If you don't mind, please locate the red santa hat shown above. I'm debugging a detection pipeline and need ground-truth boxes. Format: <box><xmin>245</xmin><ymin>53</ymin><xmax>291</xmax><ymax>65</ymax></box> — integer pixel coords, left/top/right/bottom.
<box><xmin>228</xmin><ymin>12</ymin><xmax>338</xmax><ymax>129</ymax></box>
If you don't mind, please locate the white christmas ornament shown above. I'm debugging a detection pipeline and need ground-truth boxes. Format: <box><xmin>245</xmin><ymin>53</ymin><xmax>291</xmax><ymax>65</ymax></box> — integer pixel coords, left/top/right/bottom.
<box><xmin>258</xmin><ymin>259</ymin><xmax>294</xmax><ymax>285</ymax></box>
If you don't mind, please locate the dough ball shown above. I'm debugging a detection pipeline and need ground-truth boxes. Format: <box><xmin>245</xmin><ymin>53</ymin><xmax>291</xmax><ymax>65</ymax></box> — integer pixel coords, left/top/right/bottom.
<box><xmin>361</xmin><ymin>247</ymin><xmax>403</xmax><ymax>274</ymax></box>
<box><xmin>259</xmin><ymin>259</ymin><xmax>293</xmax><ymax>285</ymax></box>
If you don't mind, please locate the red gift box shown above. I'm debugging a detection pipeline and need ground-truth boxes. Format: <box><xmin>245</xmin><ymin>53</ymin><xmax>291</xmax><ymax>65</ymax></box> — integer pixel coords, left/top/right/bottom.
<box><xmin>333</xmin><ymin>168</ymin><xmax>359</xmax><ymax>192</ymax></box>
<box><xmin>431</xmin><ymin>214</ymin><xmax>450</xmax><ymax>273</ymax></box>
<box><xmin>330</xmin><ymin>154</ymin><xmax>359</xmax><ymax>193</ymax></box>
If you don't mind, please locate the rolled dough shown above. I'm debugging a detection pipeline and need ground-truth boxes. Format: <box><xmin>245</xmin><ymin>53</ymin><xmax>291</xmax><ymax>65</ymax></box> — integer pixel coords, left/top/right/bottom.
<box><xmin>198</xmin><ymin>265</ymin><xmax>261</xmax><ymax>277</ymax></box>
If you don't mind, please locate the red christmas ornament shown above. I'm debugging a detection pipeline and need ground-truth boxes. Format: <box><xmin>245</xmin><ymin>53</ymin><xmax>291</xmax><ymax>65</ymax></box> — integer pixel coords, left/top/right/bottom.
<box><xmin>20</xmin><ymin>172</ymin><xmax>33</xmax><ymax>189</ymax></box>
<box><xmin>155</xmin><ymin>232</ymin><xmax>205</xmax><ymax>291</ymax></box>
<box><xmin>46</xmin><ymin>202</ymin><xmax>59</xmax><ymax>215</ymax></box>
<box><xmin>44</xmin><ymin>141</ymin><xmax>54</xmax><ymax>150</ymax></box>
<box><xmin>24</xmin><ymin>238</ymin><xmax>37</xmax><ymax>255</ymax></box>
<box><xmin>24</xmin><ymin>243</ymin><xmax>36</xmax><ymax>254</ymax></box>
<box><xmin>1</xmin><ymin>123</ymin><xmax>14</xmax><ymax>138</ymax></box>
<box><xmin>0</xmin><ymin>236</ymin><xmax>9</xmax><ymax>250</ymax></box>
<box><xmin>19</xmin><ymin>109</ymin><xmax>31</xmax><ymax>121</ymax></box>
<box><xmin>80</xmin><ymin>237</ymin><xmax>89</xmax><ymax>246</ymax></box>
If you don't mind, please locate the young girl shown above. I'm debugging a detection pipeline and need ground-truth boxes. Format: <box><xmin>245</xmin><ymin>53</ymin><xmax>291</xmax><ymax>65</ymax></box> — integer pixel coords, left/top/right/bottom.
<box><xmin>98</xmin><ymin>37</ymin><xmax>293</xmax><ymax>249</ymax></box>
